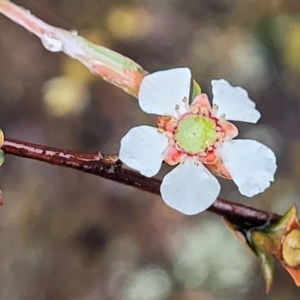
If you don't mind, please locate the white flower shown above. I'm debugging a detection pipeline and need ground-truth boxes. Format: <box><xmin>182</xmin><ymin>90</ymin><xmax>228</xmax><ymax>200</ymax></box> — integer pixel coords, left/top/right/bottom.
<box><xmin>119</xmin><ymin>68</ymin><xmax>277</xmax><ymax>215</ymax></box>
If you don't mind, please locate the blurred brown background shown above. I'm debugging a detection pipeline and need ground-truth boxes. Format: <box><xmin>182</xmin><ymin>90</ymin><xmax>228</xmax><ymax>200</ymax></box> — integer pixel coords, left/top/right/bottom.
<box><xmin>0</xmin><ymin>0</ymin><xmax>299</xmax><ymax>299</ymax></box>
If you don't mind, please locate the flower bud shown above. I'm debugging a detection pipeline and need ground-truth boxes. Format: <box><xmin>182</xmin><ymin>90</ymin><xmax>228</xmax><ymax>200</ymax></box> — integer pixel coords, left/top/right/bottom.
<box><xmin>282</xmin><ymin>229</ymin><xmax>300</xmax><ymax>268</ymax></box>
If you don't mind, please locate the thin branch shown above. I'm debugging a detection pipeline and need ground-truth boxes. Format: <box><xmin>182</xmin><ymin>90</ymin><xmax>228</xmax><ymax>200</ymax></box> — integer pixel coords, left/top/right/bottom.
<box><xmin>2</xmin><ymin>138</ymin><xmax>280</xmax><ymax>227</ymax></box>
<box><xmin>0</xmin><ymin>1</ymin><xmax>281</xmax><ymax>227</ymax></box>
<box><xmin>0</xmin><ymin>0</ymin><xmax>145</xmax><ymax>97</ymax></box>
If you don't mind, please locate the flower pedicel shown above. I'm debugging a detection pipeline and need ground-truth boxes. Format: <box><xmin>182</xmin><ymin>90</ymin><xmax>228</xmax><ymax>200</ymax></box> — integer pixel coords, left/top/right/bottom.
<box><xmin>119</xmin><ymin>68</ymin><xmax>277</xmax><ymax>215</ymax></box>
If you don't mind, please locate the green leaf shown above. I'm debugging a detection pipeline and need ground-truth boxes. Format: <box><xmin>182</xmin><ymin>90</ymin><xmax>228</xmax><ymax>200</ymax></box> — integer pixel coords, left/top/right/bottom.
<box><xmin>192</xmin><ymin>79</ymin><xmax>201</xmax><ymax>99</ymax></box>
<box><xmin>0</xmin><ymin>150</ymin><xmax>4</xmax><ymax>166</ymax></box>
<box><xmin>257</xmin><ymin>250</ymin><xmax>274</xmax><ymax>293</ymax></box>
<box><xmin>268</xmin><ymin>205</ymin><xmax>298</xmax><ymax>233</ymax></box>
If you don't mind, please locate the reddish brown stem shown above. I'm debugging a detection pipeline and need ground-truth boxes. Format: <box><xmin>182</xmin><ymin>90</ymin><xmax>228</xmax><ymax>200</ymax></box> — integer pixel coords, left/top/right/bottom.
<box><xmin>2</xmin><ymin>138</ymin><xmax>281</xmax><ymax>227</ymax></box>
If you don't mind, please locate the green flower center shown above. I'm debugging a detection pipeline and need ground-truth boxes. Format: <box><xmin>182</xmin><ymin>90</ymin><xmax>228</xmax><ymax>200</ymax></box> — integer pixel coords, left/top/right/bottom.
<box><xmin>175</xmin><ymin>114</ymin><xmax>217</xmax><ymax>154</ymax></box>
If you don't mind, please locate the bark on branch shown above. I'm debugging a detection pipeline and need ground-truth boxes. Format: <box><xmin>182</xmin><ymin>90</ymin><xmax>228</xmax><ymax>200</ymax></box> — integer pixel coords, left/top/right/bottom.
<box><xmin>2</xmin><ymin>138</ymin><xmax>280</xmax><ymax>227</ymax></box>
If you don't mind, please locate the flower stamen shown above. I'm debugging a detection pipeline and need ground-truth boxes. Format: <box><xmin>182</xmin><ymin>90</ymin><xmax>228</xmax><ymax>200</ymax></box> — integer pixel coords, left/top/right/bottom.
<box><xmin>175</xmin><ymin>104</ymin><xmax>181</xmax><ymax>117</ymax></box>
<box><xmin>179</xmin><ymin>154</ymin><xmax>187</xmax><ymax>164</ymax></box>
<box><xmin>200</xmin><ymin>107</ymin><xmax>209</xmax><ymax>116</ymax></box>
<box><xmin>165</xmin><ymin>132</ymin><xmax>173</xmax><ymax>140</ymax></box>
<box><xmin>217</xmin><ymin>132</ymin><xmax>225</xmax><ymax>139</ymax></box>
<box><xmin>199</xmin><ymin>151</ymin><xmax>207</xmax><ymax>157</ymax></box>
<box><xmin>182</xmin><ymin>97</ymin><xmax>190</xmax><ymax>111</ymax></box>
<box><xmin>194</xmin><ymin>160</ymin><xmax>200</xmax><ymax>166</ymax></box>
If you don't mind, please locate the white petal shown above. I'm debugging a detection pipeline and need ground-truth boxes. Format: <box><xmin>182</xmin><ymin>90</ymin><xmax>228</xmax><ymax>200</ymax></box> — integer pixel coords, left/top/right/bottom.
<box><xmin>138</xmin><ymin>68</ymin><xmax>192</xmax><ymax>117</ymax></box>
<box><xmin>120</xmin><ymin>125</ymin><xmax>168</xmax><ymax>177</ymax></box>
<box><xmin>160</xmin><ymin>159</ymin><xmax>220</xmax><ymax>215</ymax></box>
<box><xmin>218</xmin><ymin>139</ymin><xmax>277</xmax><ymax>197</ymax></box>
<box><xmin>212</xmin><ymin>79</ymin><xmax>261</xmax><ymax>123</ymax></box>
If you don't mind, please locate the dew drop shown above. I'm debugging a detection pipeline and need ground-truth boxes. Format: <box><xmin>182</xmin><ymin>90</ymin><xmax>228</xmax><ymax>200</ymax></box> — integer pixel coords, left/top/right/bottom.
<box><xmin>41</xmin><ymin>33</ymin><xmax>63</xmax><ymax>52</ymax></box>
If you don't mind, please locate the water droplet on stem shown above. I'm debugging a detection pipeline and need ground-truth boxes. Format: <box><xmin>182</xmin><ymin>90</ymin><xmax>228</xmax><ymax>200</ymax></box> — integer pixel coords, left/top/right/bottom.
<box><xmin>41</xmin><ymin>33</ymin><xmax>63</xmax><ymax>52</ymax></box>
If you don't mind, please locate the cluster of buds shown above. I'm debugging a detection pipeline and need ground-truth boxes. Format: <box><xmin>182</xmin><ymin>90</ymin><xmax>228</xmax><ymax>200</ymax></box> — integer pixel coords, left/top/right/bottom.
<box><xmin>225</xmin><ymin>205</ymin><xmax>300</xmax><ymax>292</ymax></box>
